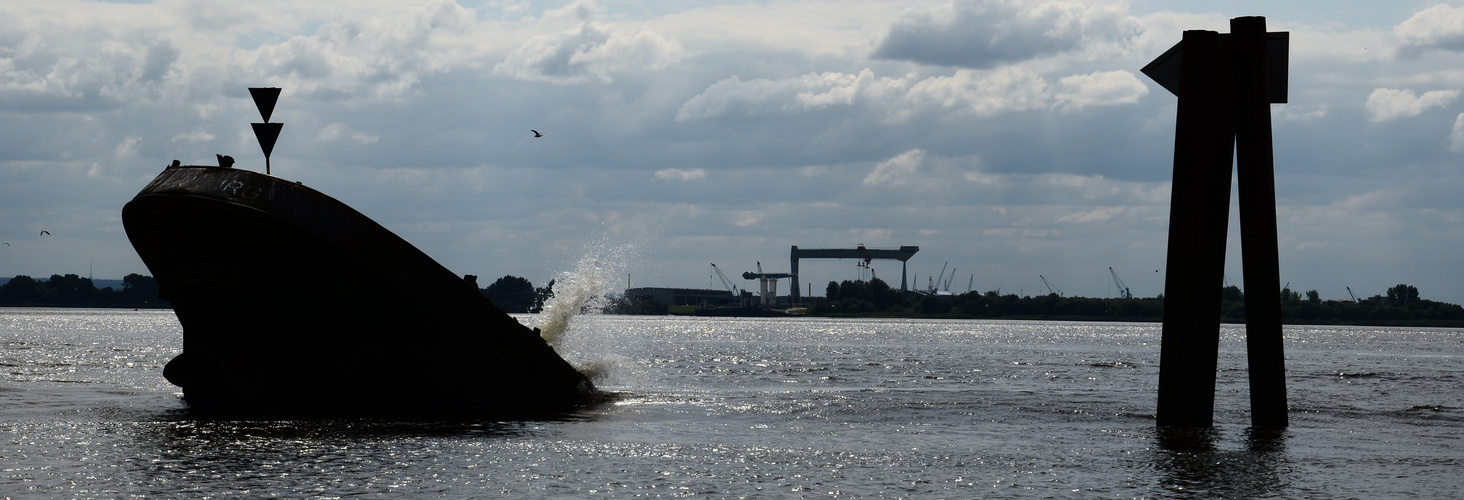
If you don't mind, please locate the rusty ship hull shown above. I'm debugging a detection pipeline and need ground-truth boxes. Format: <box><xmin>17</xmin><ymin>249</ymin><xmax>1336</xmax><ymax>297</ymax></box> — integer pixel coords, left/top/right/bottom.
<box><xmin>122</xmin><ymin>165</ymin><xmax>594</xmax><ymax>418</ymax></box>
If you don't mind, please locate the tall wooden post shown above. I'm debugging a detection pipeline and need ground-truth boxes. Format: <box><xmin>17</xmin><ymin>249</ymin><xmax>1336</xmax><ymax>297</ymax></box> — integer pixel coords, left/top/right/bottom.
<box><xmin>1231</xmin><ymin>16</ymin><xmax>1288</xmax><ymax>428</ymax></box>
<box><xmin>1155</xmin><ymin>29</ymin><xmax>1234</xmax><ymax>427</ymax></box>
<box><xmin>1147</xmin><ymin>17</ymin><xmax>1289</xmax><ymax>428</ymax></box>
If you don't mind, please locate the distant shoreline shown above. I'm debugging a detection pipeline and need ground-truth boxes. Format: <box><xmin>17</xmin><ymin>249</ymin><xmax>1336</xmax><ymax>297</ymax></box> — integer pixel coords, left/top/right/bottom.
<box><xmin>799</xmin><ymin>312</ymin><xmax>1464</xmax><ymax>329</ymax></box>
<box><xmin>5</xmin><ymin>304</ymin><xmax>1462</xmax><ymax>328</ymax></box>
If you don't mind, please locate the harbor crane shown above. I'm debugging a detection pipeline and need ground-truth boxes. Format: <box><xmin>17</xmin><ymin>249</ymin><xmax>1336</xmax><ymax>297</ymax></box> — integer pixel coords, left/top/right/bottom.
<box><xmin>1039</xmin><ymin>275</ymin><xmax>1063</xmax><ymax>296</ymax></box>
<box><xmin>743</xmin><ymin>262</ymin><xmax>794</xmax><ymax>307</ymax></box>
<box><xmin>1109</xmin><ymin>267</ymin><xmax>1133</xmax><ymax>299</ymax></box>
<box><xmin>930</xmin><ymin>262</ymin><xmax>949</xmax><ymax>293</ymax></box>
<box><xmin>1346</xmin><ymin>286</ymin><xmax>1360</xmax><ymax>303</ymax></box>
<box><xmin>710</xmin><ymin>263</ymin><xmax>738</xmax><ymax>297</ymax></box>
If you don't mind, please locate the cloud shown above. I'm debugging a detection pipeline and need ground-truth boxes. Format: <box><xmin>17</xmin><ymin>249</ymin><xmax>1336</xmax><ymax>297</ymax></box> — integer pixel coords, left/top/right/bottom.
<box><xmin>674</xmin><ymin>69</ymin><xmax>904</xmax><ymax>120</ymax></box>
<box><xmin>1051</xmin><ymin>69</ymin><xmax>1149</xmax><ymax>109</ymax></box>
<box><xmin>1394</xmin><ymin>3</ymin><xmax>1464</xmax><ymax>58</ymax></box>
<box><xmin>1365</xmin><ymin>88</ymin><xmax>1459</xmax><ymax>122</ymax></box>
<box><xmin>0</xmin><ymin>29</ymin><xmax>186</xmax><ymax>111</ymax></box>
<box><xmin>243</xmin><ymin>0</ymin><xmax>478</xmax><ymax>100</ymax></box>
<box><xmin>873</xmin><ymin>0</ymin><xmax>1142</xmax><ymax>68</ymax></box>
<box><xmin>493</xmin><ymin>0</ymin><xmax>683</xmax><ymax>84</ymax></box>
<box><xmin>4</xmin><ymin>0</ymin><xmax>1464</xmax><ymax>306</ymax></box>
<box><xmin>655</xmin><ymin>168</ymin><xmax>706</xmax><ymax>181</ymax></box>
<box><xmin>170</xmin><ymin>130</ymin><xmax>215</xmax><ymax>143</ymax></box>
<box><xmin>676</xmin><ymin>67</ymin><xmax>1146</xmax><ymax>122</ymax></box>
<box><xmin>864</xmin><ymin>149</ymin><xmax>925</xmax><ymax>186</ymax></box>
<box><xmin>1451</xmin><ymin>113</ymin><xmax>1464</xmax><ymax>152</ymax></box>
<box><xmin>317</xmin><ymin>122</ymin><xmax>380</xmax><ymax>145</ymax></box>
<box><xmin>1055</xmin><ymin>205</ymin><xmax>1125</xmax><ymax>224</ymax></box>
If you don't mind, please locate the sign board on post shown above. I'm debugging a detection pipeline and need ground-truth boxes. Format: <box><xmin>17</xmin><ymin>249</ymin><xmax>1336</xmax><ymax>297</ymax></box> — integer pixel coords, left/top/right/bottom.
<box><xmin>248</xmin><ymin>87</ymin><xmax>283</xmax><ymax>175</ymax></box>
<box><xmin>1142</xmin><ymin>32</ymin><xmax>1289</xmax><ymax>103</ymax></box>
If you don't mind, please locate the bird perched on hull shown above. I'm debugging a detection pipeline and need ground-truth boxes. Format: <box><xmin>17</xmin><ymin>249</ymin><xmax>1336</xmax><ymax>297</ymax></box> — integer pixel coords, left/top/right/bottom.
<box><xmin>531</xmin><ymin>130</ymin><xmax>545</xmax><ymax>138</ymax></box>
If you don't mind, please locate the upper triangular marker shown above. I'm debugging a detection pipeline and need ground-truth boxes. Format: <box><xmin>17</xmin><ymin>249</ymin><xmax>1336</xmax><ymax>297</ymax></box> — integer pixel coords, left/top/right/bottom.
<box><xmin>249</xmin><ymin>87</ymin><xmax>282</xmax><ymax>122</ymax></box>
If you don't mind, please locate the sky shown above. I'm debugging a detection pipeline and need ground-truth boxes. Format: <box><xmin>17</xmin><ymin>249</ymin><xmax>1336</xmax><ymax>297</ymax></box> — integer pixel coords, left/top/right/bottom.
<box><xmin>2</xmin><ymin>0</ymin><xmax>1463</xmax><ymax>304</ymax></box>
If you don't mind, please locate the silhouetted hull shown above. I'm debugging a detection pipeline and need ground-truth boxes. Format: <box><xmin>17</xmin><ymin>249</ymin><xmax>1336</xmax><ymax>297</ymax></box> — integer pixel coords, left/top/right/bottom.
<box><xmin>122</xmin><ymin>165</ymin><xmax>594</xmax><ymax>418</ymax></box>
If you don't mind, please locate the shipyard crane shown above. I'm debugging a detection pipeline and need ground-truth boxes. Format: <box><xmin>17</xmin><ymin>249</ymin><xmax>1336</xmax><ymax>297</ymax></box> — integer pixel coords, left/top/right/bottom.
<box><xmin>944</xmin><ymin>267</ymin><xmax>957</xmax><ymax>292</ymax></box>
<box><xmin>710</xmin><ymin>263</ymin><xmax>738</xmax><ymax>297</ymax></box>
<box><xmin>1109</xmin><ymin>267</ymin><xmax>1133</xmax><ymax>299</ymax></box>
<box><xmin>931</xmin><ymin>262</ymin><xmax>949</xmax><ymax>293</ymax></box>
<box><xmin>788</xmin><ymin>245</ymin><xmax>919</xmax><ymax>302</ymax></box>
<box><xmin>742</xmin><ymin>261</ymin><xmax>795</xmax><ymax>307</ymax></box>
<box><xmin>1346</xmin><ymin>286</ymin><xmax>1360</xmax><ymax>303</ymax></box>
<box><xmin>1039</xmin><ymin>275</ymin><xmax>1063</xmax><ymax>296</ymax></box>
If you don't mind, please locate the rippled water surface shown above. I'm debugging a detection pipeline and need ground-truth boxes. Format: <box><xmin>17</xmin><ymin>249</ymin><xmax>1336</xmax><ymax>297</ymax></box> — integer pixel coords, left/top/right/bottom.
<box><xmin>1</xmin><ymin>308</ymin><xmax>1460</xmax><ymax>498</ymax></box>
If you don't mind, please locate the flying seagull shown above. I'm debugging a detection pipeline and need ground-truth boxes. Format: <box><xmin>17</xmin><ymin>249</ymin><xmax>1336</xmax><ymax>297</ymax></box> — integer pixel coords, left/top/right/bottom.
<box><xmin>2</xmin><ymin>242</ymin><xmax>8</xmax><ymax>246</ymax></box>
<box><xmin>531</xmin><ymin>130</ymin><xmax>545</xmax><ymax>138</ymax></box>
<box><xmin>40</xmin><ymin>230</ymin><xmax>50</xmax><ymax>236</ymax></box>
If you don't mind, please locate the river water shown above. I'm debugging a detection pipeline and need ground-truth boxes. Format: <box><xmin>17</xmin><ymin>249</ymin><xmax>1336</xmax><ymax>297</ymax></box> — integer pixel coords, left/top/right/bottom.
<box><xmin>1</xmin><ymin>307</ymin><xmax>1460</xmax><ymax>498</ymax></box>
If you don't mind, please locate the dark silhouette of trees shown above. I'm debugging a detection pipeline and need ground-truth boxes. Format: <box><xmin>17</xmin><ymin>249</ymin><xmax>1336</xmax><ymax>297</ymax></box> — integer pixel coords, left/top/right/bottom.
<box><xmin>0</xmin><ymin>273</ymin><xmax>167</xmax><ymax>308</ymax></box>
<box><xmin>476</xmin><ymin>275</ymin><xmax>558</xmax><ymax>314</ymax></box>
<box><xmin>482</xmin><ymin>275</ymin><xmax>536</xmax><ymax>313</ymax></box>
<box><xmin>121</xmin><ymin>273</ymin><xmax>161</xmax><ymax>305</ymax></box>
<box><xmin>7</xmin><ymin>269</ymin><xmax>1457</xmax><ymax>327</ymax></box>
<box><xmin>1387</xmin><ymin>284</ymin><xmax>1420</xmax><ymax>305</ymax></box>
<box><xmin>809</xmin><ymin>278</ymin><xmax>911</xmax><ymax>315</ymax></box>
<box><xmin>0</xmin><ymin>275</ymin><xmax>38</xmax><ymax>303</ymax></box>
<box><xmin>798</xmin><ymin>279</ymin><xmax>1463</xmax><ymax>326</ymax></box>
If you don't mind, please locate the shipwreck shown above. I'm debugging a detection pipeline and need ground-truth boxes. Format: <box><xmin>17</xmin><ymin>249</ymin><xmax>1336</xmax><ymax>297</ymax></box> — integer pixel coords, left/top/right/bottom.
<box><xmin>121</xmin><ymin>88</ymin><xmax>595</xmax><ymax>417</ymax></box>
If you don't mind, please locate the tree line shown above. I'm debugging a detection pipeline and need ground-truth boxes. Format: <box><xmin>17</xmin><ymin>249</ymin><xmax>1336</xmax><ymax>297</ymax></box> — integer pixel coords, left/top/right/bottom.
<box><xmin>805</xmin><ymin>278</ymin><xmax>1464</xmax><ymax>326</ymax></box>
<box><xmin>11</xmin><ymin>271</ymin><xmax>1456</xmax><ymax>327</ymax></box>
<box><xmin>0</xmin><ymin>272</ymin><xmax>666</xmax><ymax>314</ymax></box>
<box><xmin>0</xmin><ymin>274</ymin><xmax>166</xmax><ymax>308</ymax></box>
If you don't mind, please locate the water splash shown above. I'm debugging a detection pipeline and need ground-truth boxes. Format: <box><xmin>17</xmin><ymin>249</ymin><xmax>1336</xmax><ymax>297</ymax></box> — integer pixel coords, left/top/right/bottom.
<box><xmin>534</xmin><ymin>254</ymin><xmax>626</xmax><ymax>346</ymax></box>
<box><xmin>531</xmin><ymin>233</ymin><xmax>648</xmax><ymax>384</ymax></box>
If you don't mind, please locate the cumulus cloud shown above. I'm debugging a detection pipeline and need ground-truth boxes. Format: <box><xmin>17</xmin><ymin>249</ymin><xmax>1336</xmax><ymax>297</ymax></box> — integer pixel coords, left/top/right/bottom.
<box><xmin>1055</xmin><ymin>205</ymin><xmax>1124</xmax><ymax>224</ymax></box>
<box><xmin>493</xmin><ymin>0</ymin><xmax>683</xmax><ymax>84</ymax></box>
<box><xmin>317</xmin><ymin>122</ymin><xmax>380</xmax><ymax>145</ymax></box>
<box><xmin>1365</xmin><ymin>88</ymin><xmax>1459</xmax><ymax>122</ymax></box>
<box><xmin>245</xmin><ymin>0</ymin><xmax>477</xmax><ymax>100</ymax></box>
<box><xmin>873</xmin><ymin>0</ymin><xmax>1142</xmax><ymax>68</ymax></box>
<box><xmin>676</xmin><ymin>67</ymin><xmax>1146</xmax><ymax>121</ymax></box>
<box><xmin>674</xmin><ymin>69</ymin><xmax>904</xmax><ymax>120</ymax></box>
<box><xmin>1051</xmin><ymin>70</ymin><xmax>1148</xmax><ymax>109</ymax></box>
<box><xmin>170</xmin><ymin>130</ymin><xmax>215</xmax><ymax>143</ymax></box>
<box><xmin>1451</xmin><ymin>113</ymin><xmax>1464</xmax><ymax>152</ymax></box>
<box><xmin>0</xmin><ymin>30</ymin><xmax>186</xmax><ymax>111</ymax></box>
<box><xmin>864</xmin><ymin>149</ymin><xmax>925</xmax><ymax>186</ymax></box>
<box><xmin>1394</xmin><ymin>3</ymin><xmax>1464</xmax><ymax>58</ymax></box>
<box><xmin>909</xmin><ymin>67</ymin><xmax>1147</xmax><ymax>114</ymax></box>
<box><xmin>655</xmin><ymin>168</ymin><xmax>706</xmax><ymax>181</ymax></box>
